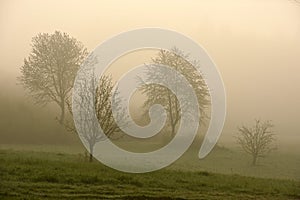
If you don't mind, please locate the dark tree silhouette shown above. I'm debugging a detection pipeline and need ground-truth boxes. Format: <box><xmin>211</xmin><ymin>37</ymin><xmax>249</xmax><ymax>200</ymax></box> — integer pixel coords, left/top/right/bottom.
<box><xmin>19</xmin><ymin>31</ymin><xmax>88</xmax><ymax>124</ymax></box>
<box><xmin>236</xmin><ymin>119</ymin><xmax>276</xmax><ymax>165</ymax></box>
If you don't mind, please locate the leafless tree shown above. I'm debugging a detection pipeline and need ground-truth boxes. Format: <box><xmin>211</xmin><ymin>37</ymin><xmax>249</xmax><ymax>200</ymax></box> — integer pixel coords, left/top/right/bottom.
<box><xmin>19</xmin><ymin>31</ymin><xmax>88</xmax><ymax>124</ymax></box>
<box><xmin>140</xmin><ymin>48</ymin><xmax>210</xmax><ymax>138</ymax></box>
<box><xmin>236</xmin><ymin>119</ymin><xmax>276</xmax><ymax>165</ymax></box>
<box><xmin>66</xmin><ymin>58</ymin><xmax>127</xmax><ymax>162</ymax></box>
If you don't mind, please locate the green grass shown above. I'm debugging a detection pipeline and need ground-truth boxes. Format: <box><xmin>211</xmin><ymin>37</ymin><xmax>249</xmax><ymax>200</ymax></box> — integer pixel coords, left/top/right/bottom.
<box><xmin>0</xmin><ymin>149</ymin><xmax>299</xmax><ymax>199</ymax></box>
<box><xmin>169</xmin><ymin>146</ymin><xmax>300</xmax><ymax>181</ymax></box>
<box><xmin>1</xmin><ymin>143</ymin><xmax>299</xmax><ymax>180</ymax></box>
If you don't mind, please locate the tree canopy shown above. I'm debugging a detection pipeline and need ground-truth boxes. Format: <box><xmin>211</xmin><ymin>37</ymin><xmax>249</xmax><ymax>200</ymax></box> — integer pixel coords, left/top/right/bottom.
<box><xmin>19</xmin><ymin>31</ymin><xmax>88</xmax><ymax>124</ymax></box>
<box><xmin>141</xmin><ymin>48</ymin><xmax>210</xmax><ymax>138</ymax></box>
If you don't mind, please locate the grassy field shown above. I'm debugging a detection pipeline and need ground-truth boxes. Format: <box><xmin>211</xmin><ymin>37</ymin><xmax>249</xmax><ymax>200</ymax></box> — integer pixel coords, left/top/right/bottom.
<box><xmin>0</xmin><ymin>149</ymin><xmax>299</xmax><ymax>199</ymax></box>
<box><xmin>1</xmin><ymin>143</ymin><xmax>299</xmax><ymax>180</ymax></box>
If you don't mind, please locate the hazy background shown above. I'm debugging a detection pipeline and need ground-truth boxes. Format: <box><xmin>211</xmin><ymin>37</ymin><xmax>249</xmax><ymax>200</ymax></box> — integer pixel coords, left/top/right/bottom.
<box><xmin>0</xmin><ymin>0</ymin><xmax>299</xmax><ymax>151</ymax></box>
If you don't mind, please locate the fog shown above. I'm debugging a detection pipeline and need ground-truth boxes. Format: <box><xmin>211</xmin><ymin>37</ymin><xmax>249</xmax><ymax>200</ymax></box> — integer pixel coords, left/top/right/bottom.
<box><xmin>0</xmin><ymin>0</ymin><xmax>299</xmax><ymax>151</ymax></box>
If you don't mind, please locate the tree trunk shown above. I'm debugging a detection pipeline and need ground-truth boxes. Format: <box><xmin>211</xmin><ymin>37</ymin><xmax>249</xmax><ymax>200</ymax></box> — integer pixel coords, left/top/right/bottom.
<box><xmin>171</xmin><ymin>124</ymin><xmax>176</xmax><ymax>138</ymax></box>
<box><xmin>59</xmin><ymin>100</ymin><xmax>65</xmax><ymax>124</ymax></box>
<box><xmin>252</xmin><ymin>154</ymin><xmax>257</xmax><ymax>165</ymax></box>
<box><xmin>89</xmin><ymin>144</ymin><xmax>94</xmax><ymax>162</ymax></box>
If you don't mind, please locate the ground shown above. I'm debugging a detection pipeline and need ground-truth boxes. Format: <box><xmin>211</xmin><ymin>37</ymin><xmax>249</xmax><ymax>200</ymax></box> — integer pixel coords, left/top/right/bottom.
<box><xmin>0</xmin><ymin>148</ymin><xmax>299</xmax><ymax>199</ymax></box>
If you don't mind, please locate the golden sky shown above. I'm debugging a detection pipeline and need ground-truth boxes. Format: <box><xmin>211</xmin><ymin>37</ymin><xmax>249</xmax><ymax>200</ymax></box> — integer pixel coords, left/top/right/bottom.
<box><xmin>0</xmin><ymin>0</ymin><xmax>299</xmax><ymax>146</ymax></box>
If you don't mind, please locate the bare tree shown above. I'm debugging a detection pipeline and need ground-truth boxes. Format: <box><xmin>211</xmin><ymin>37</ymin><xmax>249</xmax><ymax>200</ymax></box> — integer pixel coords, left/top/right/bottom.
<box><xmin>19</xmin><ymin>31</ymin><xmax>88</xmax><ymax>124</ymax></box>
<box><xmin>236</xmin><ymin>119</ymin><xmax>276</xmax><ymax>165</ymax></box>
<box><xmin>140</xmin><ymin>48</ymin><xmax>209</xmax><ymax>138</ymax></box>
<box><xmin>67</xmin><ymin>60</ymin><xmax>127</xmax><ymax>162</ymax></box>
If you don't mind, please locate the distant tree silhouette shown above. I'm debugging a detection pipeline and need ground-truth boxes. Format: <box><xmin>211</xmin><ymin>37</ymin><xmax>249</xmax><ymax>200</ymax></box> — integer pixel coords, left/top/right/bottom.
<box><xmin>66</xmin><ymin>59</ymin><xmax>127</xmax><ymax>162</ymax></box>
<box><xmin>19</xmin><ymin>31</ymin><xmax>88</xmax><ymax>124</ymax></box>
<box><xmin>140</xmin><ymin>48</ymin><xmax>209</xmax><ymax>139</ymax></box>
<box><xmin>236</xmin><ymin>119</ymin><xmax>276</xmax><ymax>165</ymax></box>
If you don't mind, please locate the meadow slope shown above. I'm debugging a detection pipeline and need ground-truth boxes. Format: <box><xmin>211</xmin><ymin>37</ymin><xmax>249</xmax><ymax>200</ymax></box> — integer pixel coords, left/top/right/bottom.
<box><xmin>0</xmin><ymin>149</ymin><xmax>299</xmax><ymax>200</ymax></box>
